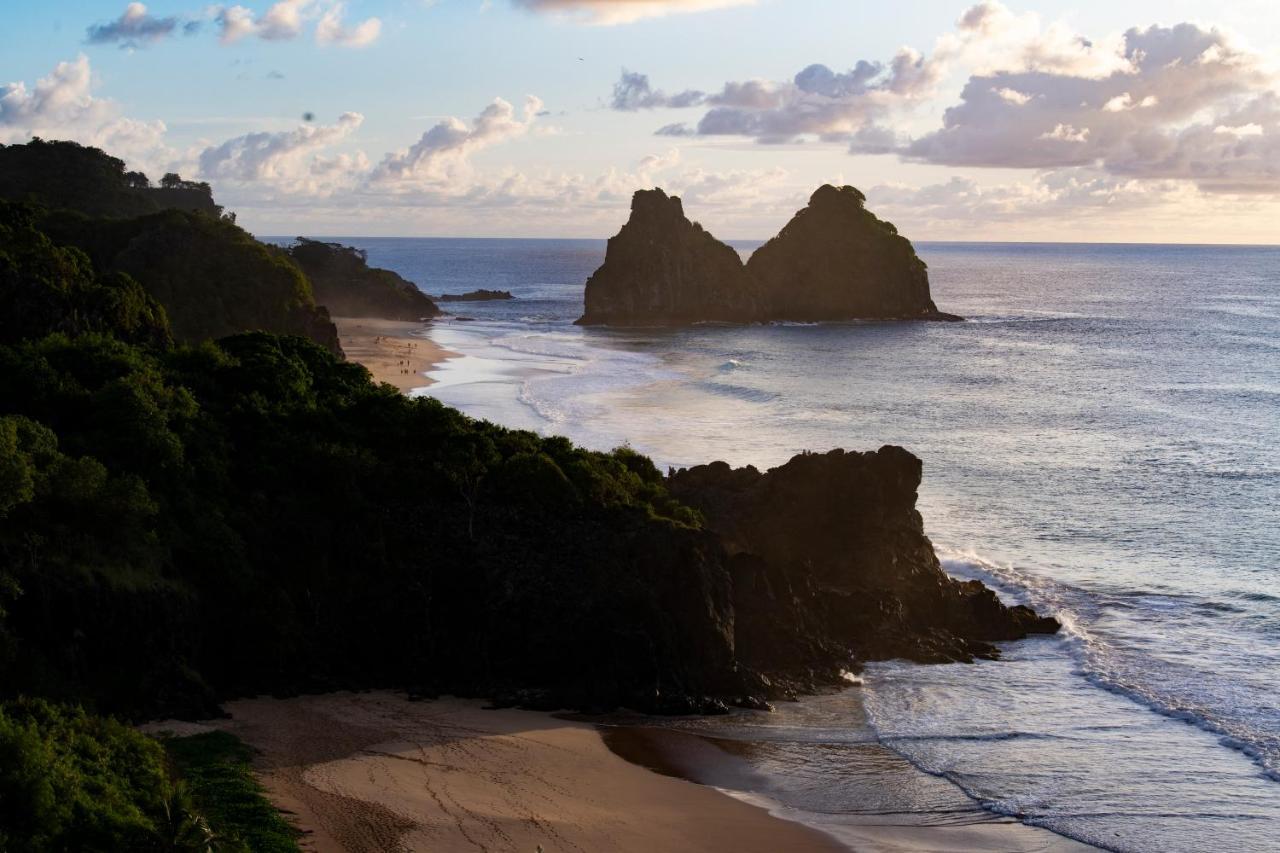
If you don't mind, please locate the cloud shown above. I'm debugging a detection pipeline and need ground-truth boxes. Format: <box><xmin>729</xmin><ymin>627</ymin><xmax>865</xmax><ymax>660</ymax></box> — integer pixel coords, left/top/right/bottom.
<box><xmin>197</xmin><ymin>112</ymin><xmax>366</xmax><ymax>193</ymax></box>
<box><xmin>85</xmin><ymin>3</ymin><xmax>180</xmax><ymax>48</ymax></box>
<box><xmin>610</xmin><ymin>70</ymin><xmax>705</xmax><ymax>111</ymax></box>
<box><xmin>905</xmin><ymin>22</ymin><xmax>1280</xmax><ymax>192</ymax></box>
<box><xmin>372</xmin><ymin>96</ymin><xmax>544</xmax><ymax>185</ymax></box>
<box><xmin>315</xmin><ymin>3</ymin><xmax>382</xmax><ymax>47</ymax></box>
<box><xmin>617</xmin><ymin>38</ymin><xmax>948</xmax><ymax>145</ymax></box>
<box><xmin>214</xmin><ymin>0</ymin><xmax>379</xmax><ymax>46</ymax></box>
<box><xmin>510</xmin><ymin>0</ymin><xmax>754</xmax><ymax>25</ymax></box>
<box><xmin>0</xmin><ymin>55</ymin><xmax>172</xmax><ymax>174</ymax></box>
<box><xmin>865</xmin><ymin>169</ymin><xmax>1217</xmax><ymax>234</ymax></box>
<box><xmin>634</xmin><ymin>48</ymin><xmax>942</xmax><ymax>144</ymax></box>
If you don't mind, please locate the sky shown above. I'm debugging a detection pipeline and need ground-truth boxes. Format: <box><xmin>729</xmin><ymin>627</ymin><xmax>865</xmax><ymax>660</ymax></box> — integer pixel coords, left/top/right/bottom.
<box><xmin>3</xmin><ymin>0</ymin><xmax>1279</xmax><ymax>242</ymax></box>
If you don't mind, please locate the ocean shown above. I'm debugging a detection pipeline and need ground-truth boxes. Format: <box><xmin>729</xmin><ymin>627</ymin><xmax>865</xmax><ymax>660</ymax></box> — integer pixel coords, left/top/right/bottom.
<box><xmin>267</xmin><ymin>236</ymin><xmax>1280</xmax><ymax>851</ymax></box>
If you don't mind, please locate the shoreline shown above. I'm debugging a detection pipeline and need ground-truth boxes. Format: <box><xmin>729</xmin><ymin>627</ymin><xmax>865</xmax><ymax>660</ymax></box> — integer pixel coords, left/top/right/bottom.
<box><xmin>603</xmin><ymin>722</ymin><xmax>1100</xmax><ymax>853</ymax></box>
<box><xmin>333</xmin><ymin>316</ymin><xmax>455</xmax><ymax>393</ymax></box>
<box><xmin>164</xmin><ymin>691</ymin><xmax>844</xmax><ymax>852</ymax></box>
<box><xmin>144</xmin><ymin>690</ymin><xmax>1106</xmax><ymax>853</ymax></box>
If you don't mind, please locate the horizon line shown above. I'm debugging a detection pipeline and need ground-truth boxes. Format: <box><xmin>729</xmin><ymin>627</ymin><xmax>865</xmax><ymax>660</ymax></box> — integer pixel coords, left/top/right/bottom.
<box><xmin>257</xmin><ymin>234</ymin><xmax>1280</xmax><ymax>249</ymax></box>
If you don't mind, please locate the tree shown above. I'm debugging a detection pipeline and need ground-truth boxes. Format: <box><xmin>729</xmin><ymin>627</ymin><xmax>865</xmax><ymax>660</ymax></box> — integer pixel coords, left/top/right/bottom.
<box><xmin>160</xmin><ymin>173</ymin><xmax>182</xmax><ymax>190</ymax></box>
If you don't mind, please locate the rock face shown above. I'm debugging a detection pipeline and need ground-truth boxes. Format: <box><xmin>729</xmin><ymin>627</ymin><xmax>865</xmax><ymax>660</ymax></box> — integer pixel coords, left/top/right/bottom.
<box><xmin>668</xmin><ymin>446</ymin><xmax>1058</xmax><ymax>699</ymax></box>
<box><xmin>576</xmin><ymin>189</ymin><xmax>760</xmax><ymax>325</ymax></box>
<box><xmin>577</xmin><ymin>185</ymin><xmax>960</xmax><ymax>325</ymax></box>
<box><xmin>749</xmin><ymin>185</ymin><xmax>960</xmax><ymax>321</ymax></box>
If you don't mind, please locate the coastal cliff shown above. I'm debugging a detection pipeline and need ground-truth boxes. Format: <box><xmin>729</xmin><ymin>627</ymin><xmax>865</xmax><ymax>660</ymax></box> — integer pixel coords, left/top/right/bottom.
<box><xmin>0</xmin><ymin>141</ymin><xmax>1053</xmax><ymax>727</ymax></box>
<box><xmin>288</xmin><ymin>237</ymin><xmax>441</xmax><ymax>321</ymax></box>
<box><xmin>749</xmin><ymin>185</ymin><xmax>960</xmax><ymax>321</ymax></box>
<box><xmin>576</xmin><ymin>188</ymin><xmax>760</xmax><ymax>325</ymax></box>
<box><xmin>670</xmin><ymin>447</ymin><xmax>1058</xmax><ymax>699</ymax></box>
<box><xmin>577</xmin><ymin>185</ymin><xmax>960</xmax><ymax>325</ymax></box>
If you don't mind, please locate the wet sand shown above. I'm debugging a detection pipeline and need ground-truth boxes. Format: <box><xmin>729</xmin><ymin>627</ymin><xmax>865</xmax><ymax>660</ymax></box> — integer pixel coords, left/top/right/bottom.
<box><xmin>333</xmin><ymin>317</ymin><xmax>454</xmax><ymax>392</ymax></box>
<box><xmin>178</xmin><ymin>692</ymin><xmax>843</xmax><ymax>852</ymax></box>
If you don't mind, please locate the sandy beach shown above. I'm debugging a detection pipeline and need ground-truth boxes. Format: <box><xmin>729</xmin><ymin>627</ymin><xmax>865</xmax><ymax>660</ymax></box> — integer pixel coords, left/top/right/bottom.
<box><xmin>180</xmin><ymin>692</ymin><xmax>843</xmax><ymax>853</ymax></box>
<box><xmin>141</xmin><ymin>691</ymin><xmax>1107</xmax><ymax>853</ymax></box>
<box><xmin>333</xmin><ymin>317</ymin><xmax>454</xmax><ymax>393</ymax></box>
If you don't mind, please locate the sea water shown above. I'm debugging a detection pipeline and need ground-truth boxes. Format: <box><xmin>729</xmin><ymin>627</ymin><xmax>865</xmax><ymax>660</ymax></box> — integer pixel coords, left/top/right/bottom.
<box><xmin>268</xmin><ymin>236</ymin><xmax>1280</xmax><ymax>851</ymax></box>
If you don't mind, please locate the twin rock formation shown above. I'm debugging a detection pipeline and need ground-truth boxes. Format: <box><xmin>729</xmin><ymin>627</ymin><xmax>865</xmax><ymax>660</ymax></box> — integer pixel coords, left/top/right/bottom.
<box><xmin>578</xmin><ymin>184</ymin><xmax>961</xmax><ymax>326</ymax></box>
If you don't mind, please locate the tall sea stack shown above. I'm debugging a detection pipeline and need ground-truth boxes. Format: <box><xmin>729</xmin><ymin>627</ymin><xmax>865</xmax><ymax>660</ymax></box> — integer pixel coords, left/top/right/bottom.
<box><xmin>577</xmin><ymin>184</ymin><xmax>960</xmax><ymax>325</ymax></box>
<box><xmin>749</xmin><ymin>185</ymin><xmax>959</xmax><ymax>321</ymax></box>
<box><xmin>576</xmin><ymin>188</ymin><xmax>760</xmax><ymax>326</ymax></box>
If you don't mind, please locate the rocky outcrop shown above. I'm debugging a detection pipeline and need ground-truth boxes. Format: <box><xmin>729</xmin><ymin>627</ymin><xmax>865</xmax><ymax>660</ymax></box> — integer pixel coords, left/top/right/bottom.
<box><xmin>289</xmin><ymin>238</ymin><xmax>441</xmax><ymax>321</ymax></box>
<box><xmin>576</xmin><ymin>189</ymin><xmax>760</xmax><ymax>326</ymax></box>
<box><xmin>436</xmin><ymin>289</ymin><xmax>514</xmax><ymax>302</ymax></box>
<box><xmin>669</xmin><ymin>446</ymin><xmax>1058</xmax><ymax>699</ymax></box>
<box><xmin>749</xmin><ymin>185</ymin><xmax>959</xmax><ymax>321</ymax></box>
<box><xmin>577</xmin><ymin>185</ymin><xmax>960</xmax><ymax>325</ymax></box>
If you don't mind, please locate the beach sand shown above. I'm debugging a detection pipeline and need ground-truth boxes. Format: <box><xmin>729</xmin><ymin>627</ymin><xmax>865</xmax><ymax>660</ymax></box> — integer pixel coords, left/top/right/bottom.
<box><xmin>143</xmin><ymin>691</ymin><xmax>1103</xmax><ymax>852</ymax></box>
<box><xmin>333</xmin><ymin>317</ymin><xmax>454</xmax><ymax>393</ymax></box>
<box><xmin>191</xmin><ymin>692</ymin><xmax>844</xmax><ymax>853</ymax></box>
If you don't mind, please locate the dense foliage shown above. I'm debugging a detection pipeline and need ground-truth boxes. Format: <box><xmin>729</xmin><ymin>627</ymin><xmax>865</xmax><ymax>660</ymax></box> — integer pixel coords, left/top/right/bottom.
<box><xmin>0</xmin><ymin>698</ymin><xmax>271</xmax><ymax>852</ymax></box>
<box><xmin>0</xmin><ymin>139</ymin><xmax>221</xmax><ymax>220</ymax></box>
<box><xmin>286</xmin><ymin>237</ymin><xmax>440</xmax><ymax>320</ymax></box>
<box><xmin>0</xmin><ymin>140</ymin><xmax>340</xmax><ymax>353</ymax></box>
<box><xmin>40</xmin><ymin>208</ymin><xmax>340</xmax><ymax>352</ymax></box>
<box><xmin>0</xmin><ymin>195</ymin><xmax>727</xmax><ymax>724</ymax></box>
<box><xmin>0</xmin><ymin>203</ymin><xmax>170</xmax><ymax>348</ymax></box>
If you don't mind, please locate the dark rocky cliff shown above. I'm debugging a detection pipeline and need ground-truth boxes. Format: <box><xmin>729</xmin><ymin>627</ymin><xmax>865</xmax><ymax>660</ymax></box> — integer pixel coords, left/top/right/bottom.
<box><xmin>748</xmin><ymin>185</ymin><xmax>959</xmax><ymax>321</ymax></box>
<box><xmin>667</xmin><ymin>446</ymin><xmax>1058</xmax><ymax>702</ymax></box>
<box><xmin>576</xmin><ymin>189</ymin><xmax>760</xmax><ymax>326</ymax></box>
<box><xmin>577</xmin><ymin>184</ymin><xmax>960</xmax><ymax>326</ymax></box>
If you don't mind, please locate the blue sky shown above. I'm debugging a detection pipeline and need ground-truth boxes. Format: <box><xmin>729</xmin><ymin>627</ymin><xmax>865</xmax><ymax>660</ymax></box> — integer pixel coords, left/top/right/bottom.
<box><xmin>3</xmin><ymin>1</ymin><xmax>1279</xmax><ymax>241</ymax></box>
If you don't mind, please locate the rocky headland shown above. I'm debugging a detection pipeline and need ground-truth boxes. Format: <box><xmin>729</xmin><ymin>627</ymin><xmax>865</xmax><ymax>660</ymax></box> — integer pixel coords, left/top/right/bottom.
<box><xmin>288</xmin><ymin>237</ymin><xmax>441</xmax><ymax>322</ymax></box>
<box><xmin>577</xmin><ymin>184</ymin><xmax>961</xmax><ymax>326</ymax></box>
<box><xmin>660</xmin><ymin>446</ymin><xmax>1059</xmax><ymax>706</ymax></box>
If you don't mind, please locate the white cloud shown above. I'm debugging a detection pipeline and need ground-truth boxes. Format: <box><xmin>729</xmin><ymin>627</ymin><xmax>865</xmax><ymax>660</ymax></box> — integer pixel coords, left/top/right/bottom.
<box><xmin>315</xmin><ymin>3</ymin><xmax>381</xmax><ymax>47</ymax></box>
<box><xmin>906</xmin><ymin>21</ymin><xmax>1280</xmax><ymax>192</ymax></box>
<box><xmin>995</xmin><ymin>87</ymin><xmax>1031</xmax><ymax>105</ymax></box>
<box><xmin>214</xmin><ymin>0</ymin><xmax>379</xmax><ymax>46</ymax></box>
<box><xmin>510</xmin><ymin>0</ymin><xmax>754</xmax><ymax>26</ymax></box>
<box><xmin>0</xmin><ymin>55</ymin><xmax>176</xmax><ymax>179</ymax></box>
<box><xmin>197</xmin><ymin>111</ymin><xmax>365</xmax><ymax>187</ymax></box>
<box><xmin>372</xmin><ymin>96</ymin><xmax>543</xmax><ymax>185</ymax></box>
<box><xmin>257</xmin><ymin>0</ymin><xmax>311</xmax><ymax>39</ymax></box>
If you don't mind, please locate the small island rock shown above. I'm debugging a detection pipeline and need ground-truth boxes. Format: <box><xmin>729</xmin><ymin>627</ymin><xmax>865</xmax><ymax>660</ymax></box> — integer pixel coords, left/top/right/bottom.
<box><xmin>577</xmin><ymin>185</ymin><xmax>961</xmax><ymax>325</ymax></box>
<box><xmin>576</xmin><ymin>189</ymin><xmax>760</xmax><ymax>326</ymax></box>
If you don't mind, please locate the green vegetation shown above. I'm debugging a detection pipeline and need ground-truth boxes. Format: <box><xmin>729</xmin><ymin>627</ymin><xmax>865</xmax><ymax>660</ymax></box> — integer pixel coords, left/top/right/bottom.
<box><xmin>286</xmin><ymin>237</ymin><xmax>440</xmax><ymax>321</ymax></box>
<box><xmin>0</xmin><ymin>140</ymin><xmax>339</xmax><ymax>353</ymax></box>
<box><xmin>164</xmin><ymin>732</ymin><xmax>301</xmax><ymax>853</ymax></box>
<box><xmin>0</xmin><ymin>139</ymin><xmax>222</xmax><ymax>220</ymax></box>
<box><xmin>41</xmin><ymin>209</ymin><xmax>339</xmax><ymax>351</ymax></box>
<box><xmin>0</xmin><ymin>138</ymin><xmax>730</xmax><ymax>849</ymax></box>
<box><xmin>0</xmin><ymin>698</ymin><xmax>297</xmax><ymax>852</ymax></box>
<box><xmin>0</xmin><ymin>183</ymin><xmax>720</xmax><ymax>723</ymax></box>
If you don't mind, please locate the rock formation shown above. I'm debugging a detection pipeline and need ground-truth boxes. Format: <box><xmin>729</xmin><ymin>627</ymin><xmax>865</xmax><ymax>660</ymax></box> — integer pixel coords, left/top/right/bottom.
<box><xmin>436</xmin><ymin>289</ymin><xmax>514</xmax><ymax>302</ymax></box>
<box><xmin>576</xmin><ymin>188</ymin><xmax>760</xmax><ymax>325</ymax></box>
<box><xmin>577</xmin><ymin>185</ymin><xmax>960</xmax><ymax>325</ymax></box>
<box><xmin>749</xmin><ymin>185</ymin><xmax>961</xmax><ymax>321</ymax></box>
<box><xmin>668</xmin><ymin>446</ymin><xmax>1058</xmax><ymax>700</ymax></box>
